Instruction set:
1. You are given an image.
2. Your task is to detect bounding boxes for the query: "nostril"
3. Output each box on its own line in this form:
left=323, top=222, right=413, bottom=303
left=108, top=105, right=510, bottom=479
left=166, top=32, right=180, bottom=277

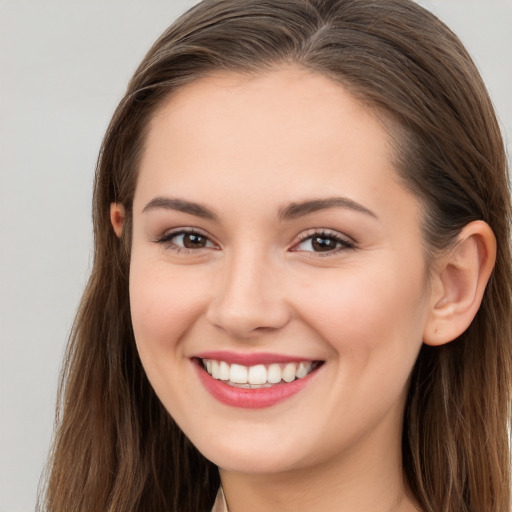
left=205, top=258, right=292, bottom=337
left=206, top=300, right=290, bottom=337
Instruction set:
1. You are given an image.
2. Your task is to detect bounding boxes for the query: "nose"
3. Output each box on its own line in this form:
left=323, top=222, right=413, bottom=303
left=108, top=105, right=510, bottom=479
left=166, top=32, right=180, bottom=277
left=206, top=249, right=291, bottom=339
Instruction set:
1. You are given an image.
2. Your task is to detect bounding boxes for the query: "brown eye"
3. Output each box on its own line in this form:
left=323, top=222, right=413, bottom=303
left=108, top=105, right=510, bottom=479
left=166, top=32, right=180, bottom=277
left=311, top=236, right=339, bottom=252
left=293, top=231, right=355, bottom=255
left=157, top=230, right=216, bottom=251
left=182, top=233, right=208, bottom=248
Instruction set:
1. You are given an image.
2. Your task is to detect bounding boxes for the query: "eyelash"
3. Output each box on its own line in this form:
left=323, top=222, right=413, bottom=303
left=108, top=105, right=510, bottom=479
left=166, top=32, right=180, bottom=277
left=292, top=229, right=356, bottom=256
left=154, top=228, right=356, bottom=256
left=154, top=228, right=218, bottom=253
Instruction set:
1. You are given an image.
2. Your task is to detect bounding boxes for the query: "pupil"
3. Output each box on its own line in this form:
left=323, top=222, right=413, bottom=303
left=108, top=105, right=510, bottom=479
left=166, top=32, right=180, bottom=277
left=183, top=233, right=206, bottom=248
left=312, top=236, right=336, bottom=252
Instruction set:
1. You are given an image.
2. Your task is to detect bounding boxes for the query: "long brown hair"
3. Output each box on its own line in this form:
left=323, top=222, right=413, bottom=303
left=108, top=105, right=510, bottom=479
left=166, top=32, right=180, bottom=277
left=40, top=1, right=512, bottom=511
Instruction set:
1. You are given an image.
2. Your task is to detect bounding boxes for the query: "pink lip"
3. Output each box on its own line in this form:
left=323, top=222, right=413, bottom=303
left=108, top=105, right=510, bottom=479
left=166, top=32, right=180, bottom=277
left=192, top=358, right=321, bottom=409
left=194, top=350, right=316, bottom=366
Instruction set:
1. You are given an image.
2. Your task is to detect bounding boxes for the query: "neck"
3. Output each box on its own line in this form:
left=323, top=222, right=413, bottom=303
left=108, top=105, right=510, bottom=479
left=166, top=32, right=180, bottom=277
left=219, top=419, right=419, bottom=512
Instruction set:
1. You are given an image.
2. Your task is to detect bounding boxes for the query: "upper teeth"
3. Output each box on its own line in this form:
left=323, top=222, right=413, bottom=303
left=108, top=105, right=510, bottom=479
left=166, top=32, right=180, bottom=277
left=203, top=359, right=315, bottom=387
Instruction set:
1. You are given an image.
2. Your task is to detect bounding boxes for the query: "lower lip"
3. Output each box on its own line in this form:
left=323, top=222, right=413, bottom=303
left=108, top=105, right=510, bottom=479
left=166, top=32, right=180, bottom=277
left=194, top=360, right=320, bottom=409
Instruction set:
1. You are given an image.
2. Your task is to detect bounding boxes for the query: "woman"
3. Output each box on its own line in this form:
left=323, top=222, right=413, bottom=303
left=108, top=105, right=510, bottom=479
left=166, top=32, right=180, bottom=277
left=41, top=0, right=511, bottom=511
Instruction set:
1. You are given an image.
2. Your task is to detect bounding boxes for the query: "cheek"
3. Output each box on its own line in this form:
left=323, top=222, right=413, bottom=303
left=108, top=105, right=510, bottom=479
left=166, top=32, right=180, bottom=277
left=288, top=261, right=429, bottom=448
left=128, top=255, right=210, bottom=361
left=293, top=258, right=429, bottom=367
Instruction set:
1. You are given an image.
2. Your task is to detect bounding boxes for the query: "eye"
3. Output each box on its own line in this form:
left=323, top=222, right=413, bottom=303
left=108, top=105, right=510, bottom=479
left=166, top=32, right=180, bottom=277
left=292, top=230, right=355, bottom=255
left=155, top=229, right=217, bottom=252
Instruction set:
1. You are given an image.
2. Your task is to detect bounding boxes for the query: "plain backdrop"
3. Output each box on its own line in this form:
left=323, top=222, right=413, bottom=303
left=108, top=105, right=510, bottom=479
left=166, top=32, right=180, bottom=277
left=0, top=1, right=511, bottom=511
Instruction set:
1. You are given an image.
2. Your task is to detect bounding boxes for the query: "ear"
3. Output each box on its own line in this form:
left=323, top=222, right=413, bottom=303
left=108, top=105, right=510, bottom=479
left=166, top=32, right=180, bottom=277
left=110, top=203, right=126, bottom=238
left=423, top=220, right=496, bottom=346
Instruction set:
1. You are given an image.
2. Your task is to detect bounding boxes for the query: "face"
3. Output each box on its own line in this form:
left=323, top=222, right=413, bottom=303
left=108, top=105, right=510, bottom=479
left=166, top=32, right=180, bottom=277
left=127, top=67, right=434, bottom=476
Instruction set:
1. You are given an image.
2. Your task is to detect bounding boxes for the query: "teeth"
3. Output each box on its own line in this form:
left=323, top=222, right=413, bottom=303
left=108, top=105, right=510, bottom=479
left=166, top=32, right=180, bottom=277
left=229, top=364, right=247, bottom=384
left=267, top=363, right=282, bottom=384
left=202, top=359, right=317, bottom=387
left=211, top=360, right=220, bottom=379
left=248, top=364, right=267, bottom=385
left=282, top=363, right=296, bottom=382
left=219, top=361, right=230, bottom=381
left=296, top=362, right=309, bottom=379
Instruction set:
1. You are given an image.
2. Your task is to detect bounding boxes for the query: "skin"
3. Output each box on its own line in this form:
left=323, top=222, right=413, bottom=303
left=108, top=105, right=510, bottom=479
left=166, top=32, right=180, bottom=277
left=111, top=67, right=496, bottom=512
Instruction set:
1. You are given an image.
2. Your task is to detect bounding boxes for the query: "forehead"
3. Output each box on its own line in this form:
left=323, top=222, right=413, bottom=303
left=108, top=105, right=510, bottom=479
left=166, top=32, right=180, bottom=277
left=135, top=66, right=417, bottom=226
left=147, top=67, right=385, bottom=155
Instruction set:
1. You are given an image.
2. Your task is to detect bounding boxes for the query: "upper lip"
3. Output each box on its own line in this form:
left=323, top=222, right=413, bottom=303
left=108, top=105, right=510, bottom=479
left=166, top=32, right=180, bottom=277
left=193, top=350, right=320, bottom=366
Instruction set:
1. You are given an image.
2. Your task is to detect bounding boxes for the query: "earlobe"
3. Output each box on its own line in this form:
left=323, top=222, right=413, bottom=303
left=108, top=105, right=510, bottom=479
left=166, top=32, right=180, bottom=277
left=110, top=203, right=126, bottom=239
left=423, top=221, right=496, bottom=346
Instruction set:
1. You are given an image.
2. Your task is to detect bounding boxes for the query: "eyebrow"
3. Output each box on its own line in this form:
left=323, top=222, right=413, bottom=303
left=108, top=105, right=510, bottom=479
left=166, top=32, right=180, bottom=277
left=142, top=195, right=376, bottom=221
left=278, top=197, right=377, bottom=220
left=142, top=197, right=218, bottom=220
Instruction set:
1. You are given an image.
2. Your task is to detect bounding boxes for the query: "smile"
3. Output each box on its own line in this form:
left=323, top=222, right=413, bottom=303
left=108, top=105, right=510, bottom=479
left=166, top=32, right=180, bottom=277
left=193, top=354, right=324, bottom=408
left=201, top=359, right=320, bottom=388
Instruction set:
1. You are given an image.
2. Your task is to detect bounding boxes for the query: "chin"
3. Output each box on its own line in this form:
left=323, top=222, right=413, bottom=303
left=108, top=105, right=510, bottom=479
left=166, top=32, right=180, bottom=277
left=191, top=432, right=309, bottom=475
left=207, top=450, right=299, bottom=475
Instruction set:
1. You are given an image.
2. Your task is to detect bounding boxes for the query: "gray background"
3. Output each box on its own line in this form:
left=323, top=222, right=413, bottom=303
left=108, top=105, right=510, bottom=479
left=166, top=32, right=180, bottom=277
left=0, top=1, right=511, bottom=511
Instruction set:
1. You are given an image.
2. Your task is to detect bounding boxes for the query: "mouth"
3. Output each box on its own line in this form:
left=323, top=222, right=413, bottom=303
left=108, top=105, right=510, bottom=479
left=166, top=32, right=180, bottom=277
left=199, top=358, right=322, bottom=389
left=192, top=354, right=324, bottom=408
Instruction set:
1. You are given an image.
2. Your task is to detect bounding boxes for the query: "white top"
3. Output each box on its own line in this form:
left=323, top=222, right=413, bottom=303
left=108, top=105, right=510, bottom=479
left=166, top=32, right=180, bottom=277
left=211, top=488, right=229, bottom=512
